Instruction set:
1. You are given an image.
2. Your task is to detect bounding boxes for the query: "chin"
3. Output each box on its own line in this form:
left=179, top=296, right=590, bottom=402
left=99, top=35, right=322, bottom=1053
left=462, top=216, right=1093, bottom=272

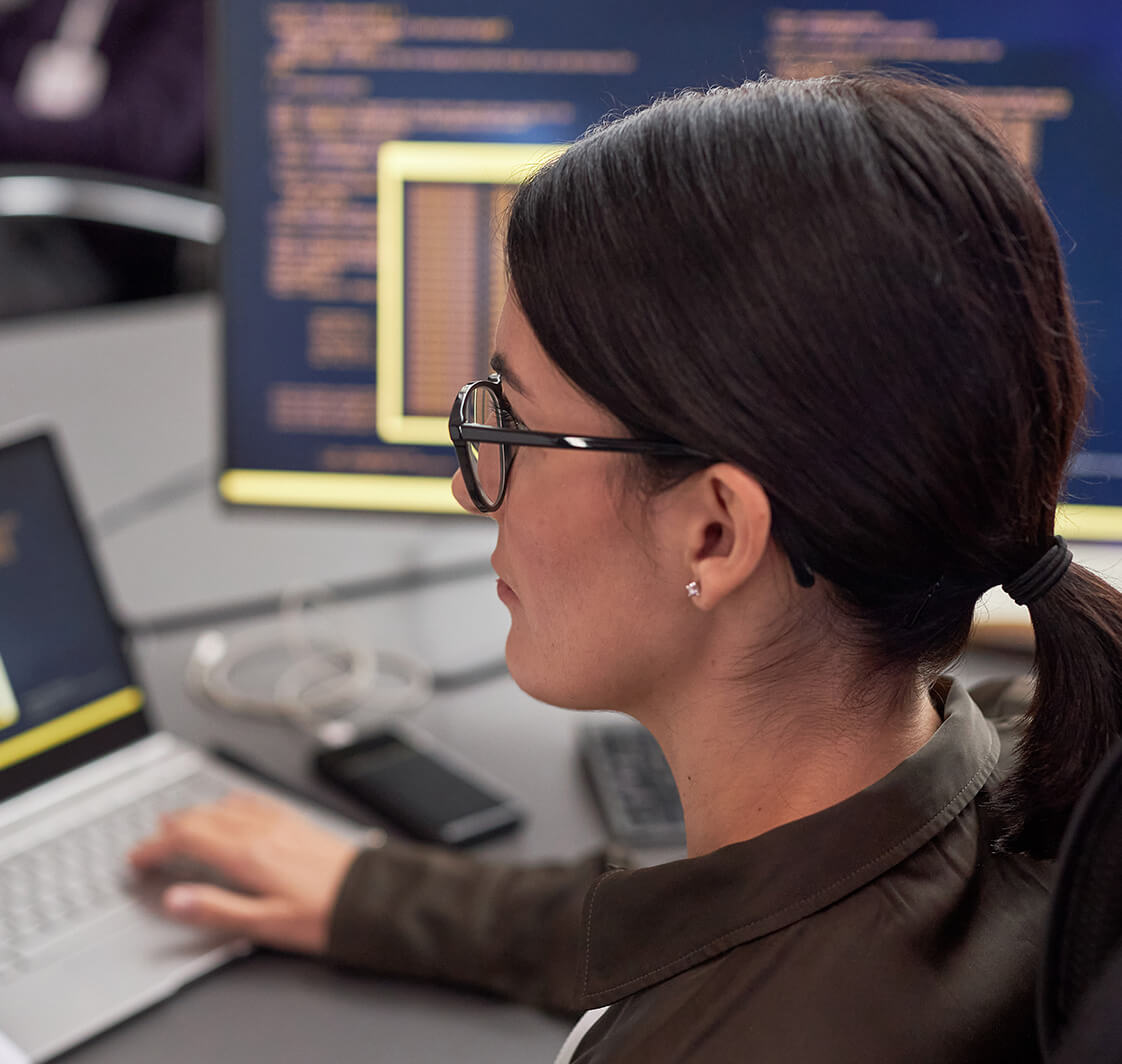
left=507, top=628, right=632, bottom=709
left=504, top=651, right=566, bottom=709
left=505, top=643, right=619, bottom=713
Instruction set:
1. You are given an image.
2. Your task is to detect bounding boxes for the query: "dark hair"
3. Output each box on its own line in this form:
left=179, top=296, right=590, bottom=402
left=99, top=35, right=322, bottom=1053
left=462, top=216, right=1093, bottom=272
left=505, top=73, right=1122, bottom=858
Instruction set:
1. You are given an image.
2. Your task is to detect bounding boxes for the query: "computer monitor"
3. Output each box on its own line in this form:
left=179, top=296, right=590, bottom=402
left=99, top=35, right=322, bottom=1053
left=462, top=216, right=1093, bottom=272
left=218, top=1, right=1122, bottom=541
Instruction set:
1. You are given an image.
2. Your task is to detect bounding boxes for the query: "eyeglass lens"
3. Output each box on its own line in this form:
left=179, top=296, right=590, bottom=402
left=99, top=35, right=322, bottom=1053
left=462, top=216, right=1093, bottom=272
left=466, top=383, right=505, bottom=507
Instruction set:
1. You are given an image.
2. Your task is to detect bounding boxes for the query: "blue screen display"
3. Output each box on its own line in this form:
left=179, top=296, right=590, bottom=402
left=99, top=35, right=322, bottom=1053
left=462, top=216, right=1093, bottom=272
left=220, top=1, right=1122, bottom=531
left=0, top=437, right=137, bottom=764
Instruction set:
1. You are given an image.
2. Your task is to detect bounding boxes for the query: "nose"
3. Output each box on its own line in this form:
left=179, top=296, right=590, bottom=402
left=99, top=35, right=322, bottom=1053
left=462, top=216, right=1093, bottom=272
left=451, top=468, right=503, bottom=520
left=451, top=468, right=481, bottom=515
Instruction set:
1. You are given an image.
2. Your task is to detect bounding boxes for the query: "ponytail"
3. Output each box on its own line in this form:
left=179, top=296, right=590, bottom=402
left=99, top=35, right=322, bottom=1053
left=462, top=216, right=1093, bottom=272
left=996, top=563, right=1122, bottom=857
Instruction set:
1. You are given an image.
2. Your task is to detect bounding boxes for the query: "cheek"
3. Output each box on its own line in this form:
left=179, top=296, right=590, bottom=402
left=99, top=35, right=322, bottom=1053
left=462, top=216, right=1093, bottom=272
left=498, top=471, right=682, bottom=710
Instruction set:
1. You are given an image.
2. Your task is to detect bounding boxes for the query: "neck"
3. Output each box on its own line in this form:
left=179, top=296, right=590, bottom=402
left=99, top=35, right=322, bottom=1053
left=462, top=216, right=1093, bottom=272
left=642, top=668, right=941, bottom=859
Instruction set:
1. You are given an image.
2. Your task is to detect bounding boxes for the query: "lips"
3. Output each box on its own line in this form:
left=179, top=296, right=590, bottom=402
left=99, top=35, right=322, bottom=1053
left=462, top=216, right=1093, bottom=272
left=492, top=554, right=517, bottom=603
left=490, top=553, right=506, bottom=585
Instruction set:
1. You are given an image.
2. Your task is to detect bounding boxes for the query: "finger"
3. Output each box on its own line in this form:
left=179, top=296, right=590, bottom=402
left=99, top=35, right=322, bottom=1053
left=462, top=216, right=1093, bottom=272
left=130, top=806, right=257, bottom=876
left=128, top=834, right=174, bottom=869
left=218, top=789, right=304, bottom=829
left=220, top=788, right=288, bottom=813
left=162, top=884, right=321, bottom=952
left=162, top=883, right=273, bottom=934
left=130, top=799, right=232, bottom=862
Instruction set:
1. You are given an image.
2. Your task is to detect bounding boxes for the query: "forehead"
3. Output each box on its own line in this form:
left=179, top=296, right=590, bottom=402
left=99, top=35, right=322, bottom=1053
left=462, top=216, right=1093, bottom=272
left=492, top=298, right=555, bottom=391
left=490, top=298, right=622, bottom=434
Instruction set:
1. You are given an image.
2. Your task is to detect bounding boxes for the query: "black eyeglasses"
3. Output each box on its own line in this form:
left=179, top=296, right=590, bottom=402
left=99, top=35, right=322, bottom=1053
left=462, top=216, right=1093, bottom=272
left=448, top=374, right=713, bottom=512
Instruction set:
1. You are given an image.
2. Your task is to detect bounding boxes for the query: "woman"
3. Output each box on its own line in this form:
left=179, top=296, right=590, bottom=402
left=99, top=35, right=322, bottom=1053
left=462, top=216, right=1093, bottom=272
left=130, top=73, right=1122, bottom=1062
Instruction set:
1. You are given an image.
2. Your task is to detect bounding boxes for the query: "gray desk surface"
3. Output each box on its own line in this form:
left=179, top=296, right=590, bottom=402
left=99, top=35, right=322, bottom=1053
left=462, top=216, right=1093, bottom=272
left=1, top=295, right=1036, bottom=1062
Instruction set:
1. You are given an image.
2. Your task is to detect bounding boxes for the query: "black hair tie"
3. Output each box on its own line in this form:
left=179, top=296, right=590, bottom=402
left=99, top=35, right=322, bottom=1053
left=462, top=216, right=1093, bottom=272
left=1002, top=535, right=1074, bottom=606
left=790, top=556, right=815, bottom=588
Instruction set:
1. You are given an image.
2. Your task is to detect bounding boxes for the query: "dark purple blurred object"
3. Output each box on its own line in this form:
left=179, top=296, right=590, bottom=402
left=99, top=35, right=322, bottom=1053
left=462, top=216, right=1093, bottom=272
left=0, top=0, right=208, bottom=316
left=0, top=0, right=206, bottom=183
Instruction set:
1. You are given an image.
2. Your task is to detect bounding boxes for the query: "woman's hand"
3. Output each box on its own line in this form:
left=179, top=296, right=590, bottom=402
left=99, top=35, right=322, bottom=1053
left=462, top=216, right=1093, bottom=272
left=128, top=791, right=370, bottom=954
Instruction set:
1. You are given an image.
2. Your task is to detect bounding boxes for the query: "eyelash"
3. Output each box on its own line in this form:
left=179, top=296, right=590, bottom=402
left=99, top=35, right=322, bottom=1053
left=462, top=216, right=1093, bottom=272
left=500, top=396, right=526, bottom=430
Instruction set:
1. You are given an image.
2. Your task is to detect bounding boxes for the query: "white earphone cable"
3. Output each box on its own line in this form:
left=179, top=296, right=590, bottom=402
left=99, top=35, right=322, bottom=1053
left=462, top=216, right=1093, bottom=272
left=184, top=583, right=433, bottom=739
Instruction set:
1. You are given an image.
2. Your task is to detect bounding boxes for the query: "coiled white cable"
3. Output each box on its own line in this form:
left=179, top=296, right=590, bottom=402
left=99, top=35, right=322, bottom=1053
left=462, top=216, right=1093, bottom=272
left=184, top=583, right=433, bottom=739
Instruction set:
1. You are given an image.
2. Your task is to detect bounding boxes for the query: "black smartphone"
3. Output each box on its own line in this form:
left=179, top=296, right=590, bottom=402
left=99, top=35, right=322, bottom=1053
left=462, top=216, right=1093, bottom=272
left=314, top=728, right=524, bottom=846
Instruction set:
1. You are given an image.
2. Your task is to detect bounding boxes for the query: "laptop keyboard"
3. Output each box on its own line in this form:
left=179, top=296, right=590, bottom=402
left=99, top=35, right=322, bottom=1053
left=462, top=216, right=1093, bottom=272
left=0, top=771, right=228, bottom=978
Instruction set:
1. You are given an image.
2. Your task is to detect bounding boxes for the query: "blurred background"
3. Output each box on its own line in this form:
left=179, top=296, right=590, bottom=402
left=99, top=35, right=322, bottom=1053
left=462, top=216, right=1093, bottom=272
left=0, top=4, right=1119, bottom=1057
left=0, top=0, right=210, bottom=317
left=3, top=0, right=1121, bottom=832
left=5, top=0, right=1122, bottom=868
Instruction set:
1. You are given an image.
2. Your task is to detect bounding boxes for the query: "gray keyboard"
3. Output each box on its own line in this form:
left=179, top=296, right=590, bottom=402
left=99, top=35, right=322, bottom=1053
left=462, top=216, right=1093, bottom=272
left=0, top=771, right=228, bottom=978
left=579, top=722, right=686, bottom=848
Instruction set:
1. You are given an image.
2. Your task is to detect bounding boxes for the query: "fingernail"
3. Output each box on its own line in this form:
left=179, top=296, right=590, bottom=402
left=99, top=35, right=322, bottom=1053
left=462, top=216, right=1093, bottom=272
left=164, top=886, right=196, bottom=914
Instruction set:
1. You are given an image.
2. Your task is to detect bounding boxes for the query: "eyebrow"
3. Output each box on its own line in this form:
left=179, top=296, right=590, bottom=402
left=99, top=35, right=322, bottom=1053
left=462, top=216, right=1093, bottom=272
left=489, top=352, right=530, bottom=399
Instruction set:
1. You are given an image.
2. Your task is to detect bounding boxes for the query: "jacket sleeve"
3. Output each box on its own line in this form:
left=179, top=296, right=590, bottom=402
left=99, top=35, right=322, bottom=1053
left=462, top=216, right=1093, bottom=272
left=324, top=840, right=627, bottom=1014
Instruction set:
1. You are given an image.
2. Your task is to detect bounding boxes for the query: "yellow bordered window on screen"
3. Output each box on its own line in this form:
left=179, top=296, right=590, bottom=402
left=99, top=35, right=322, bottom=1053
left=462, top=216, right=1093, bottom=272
left=375, top=140, right=567, bottom=447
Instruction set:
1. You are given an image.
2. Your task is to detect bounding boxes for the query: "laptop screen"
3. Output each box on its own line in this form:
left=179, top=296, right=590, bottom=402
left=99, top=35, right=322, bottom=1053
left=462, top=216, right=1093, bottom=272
left=0, top=432, right=149, bottom=802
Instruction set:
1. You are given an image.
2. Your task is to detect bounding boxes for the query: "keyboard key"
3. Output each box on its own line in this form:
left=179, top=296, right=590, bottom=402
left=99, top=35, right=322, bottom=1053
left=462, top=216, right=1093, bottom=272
left=0, top=770, right=229, bottom=970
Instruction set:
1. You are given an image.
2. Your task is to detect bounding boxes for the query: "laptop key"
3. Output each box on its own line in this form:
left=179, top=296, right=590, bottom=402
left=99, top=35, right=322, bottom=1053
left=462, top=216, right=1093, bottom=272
left=0, top=769, right=231, bottom=972
left=14, top=898, right=139, bottom=967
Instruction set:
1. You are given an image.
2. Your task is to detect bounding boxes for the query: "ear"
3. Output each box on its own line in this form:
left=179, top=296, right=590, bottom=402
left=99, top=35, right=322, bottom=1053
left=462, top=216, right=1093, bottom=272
left=683, top=464, right=772, bottom=611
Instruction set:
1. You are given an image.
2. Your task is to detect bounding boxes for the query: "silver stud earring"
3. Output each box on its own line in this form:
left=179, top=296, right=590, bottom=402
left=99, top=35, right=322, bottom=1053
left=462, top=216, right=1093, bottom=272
left=685, top=580, right=701, bottom=599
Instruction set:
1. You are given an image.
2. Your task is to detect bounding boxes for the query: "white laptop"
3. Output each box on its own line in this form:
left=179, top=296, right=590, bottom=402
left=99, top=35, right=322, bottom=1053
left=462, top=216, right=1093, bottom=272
left=0, top=426, right=347, bottom=1061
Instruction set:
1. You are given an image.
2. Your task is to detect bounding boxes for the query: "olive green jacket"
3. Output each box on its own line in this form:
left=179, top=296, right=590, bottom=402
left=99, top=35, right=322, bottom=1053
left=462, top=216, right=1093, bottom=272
left=327, top=678, right=1050, bottom=1062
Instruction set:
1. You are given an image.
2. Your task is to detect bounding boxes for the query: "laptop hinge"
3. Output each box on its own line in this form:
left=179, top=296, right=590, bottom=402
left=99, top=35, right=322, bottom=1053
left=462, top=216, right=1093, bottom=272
left=0, top=731, right=187, bottom=834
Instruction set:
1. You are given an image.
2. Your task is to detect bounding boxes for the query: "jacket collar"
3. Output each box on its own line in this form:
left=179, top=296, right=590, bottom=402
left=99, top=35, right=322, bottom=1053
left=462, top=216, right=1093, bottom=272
left=576, top=678, right=1000, bottom=1008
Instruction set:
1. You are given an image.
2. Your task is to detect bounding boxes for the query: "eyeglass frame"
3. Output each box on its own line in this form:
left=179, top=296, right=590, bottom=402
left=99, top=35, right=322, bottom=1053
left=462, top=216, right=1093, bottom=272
left=448, top=374, right=714, bottom=513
